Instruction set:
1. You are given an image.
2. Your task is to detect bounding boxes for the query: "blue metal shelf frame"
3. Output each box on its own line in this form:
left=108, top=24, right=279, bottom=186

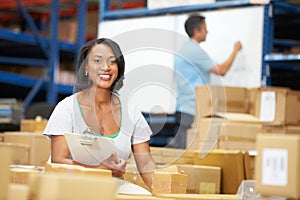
left=0, top=0, right=87, bottom=110
left=100, top=0, right=252, bottom=21
left=263, top=1, right=300, bottom=86
left=261, top=3, right=274, bottom=86
left=100, top=0, right=300, bottom=88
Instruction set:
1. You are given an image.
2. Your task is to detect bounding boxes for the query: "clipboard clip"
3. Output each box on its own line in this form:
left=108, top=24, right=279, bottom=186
left=79, top=127, right=96, bottom=146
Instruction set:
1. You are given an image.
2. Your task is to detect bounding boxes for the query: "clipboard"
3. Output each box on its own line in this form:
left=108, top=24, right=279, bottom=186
left=64, top=132, right=116, bottom=166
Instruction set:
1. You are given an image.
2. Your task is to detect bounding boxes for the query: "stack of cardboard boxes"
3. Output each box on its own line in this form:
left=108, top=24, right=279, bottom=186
left=187, top=85, right=300, bottom=152
left=184, top=85, right=300, bottom=196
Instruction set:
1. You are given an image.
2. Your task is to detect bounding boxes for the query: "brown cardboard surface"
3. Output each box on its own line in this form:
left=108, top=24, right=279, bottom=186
left=253, top=87, right=287, bottom=125
left=115, top=194, right=175, bottom=200
left=155, top=194, right=241, bottom=200
left=243, top=151, right=256, bottom=180
left=0, top=143, right=29, bottom=165
left=285, top=125, right=300, bottom=134
left=194, top=150, right=245, bottom=194
left=285, top=90, right=300, bottom=125
left=0, top=148, right=12, bottom=200
left=123, top=170, right=150, bottom=191
left=252, top=87, right=300, bottom=125
left=10, top=167, right=41, bottom=184
left=20, top=119, right=48, bottom=133
left=187, top=118, right=224, bottom=152
left=255, top=134, right=300, bottom=198
left=178, top=164, right=221, bottom=194
left=152, top=171, right=187, bottom=194
left=150, top=147, right=196, bottom=165
left=0, top=133, right=4, bottom=142
left=31, top=172, right=116, bottom=200
left=7, top=184, right=29, bottom=200
left=189, top=116, right=262, bottom=152
left=4, top=132, right=51, bottom=166
left=195, top=85, right=248, bottom=117
left=45, top=162, right=112, bottom=177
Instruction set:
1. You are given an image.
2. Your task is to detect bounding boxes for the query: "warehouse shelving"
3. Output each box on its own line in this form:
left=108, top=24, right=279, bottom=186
left=99, top=0, right=300, bottom=146
left=0, top=0, right=89, bottom=110
left=100, top=0, right=300, bottom=89
left=263, top=0, right=300, bottom=89
left=99, top=0, right=257, bottom=147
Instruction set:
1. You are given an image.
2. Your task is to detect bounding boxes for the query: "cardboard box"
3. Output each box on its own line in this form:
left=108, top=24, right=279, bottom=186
left=195, top=85, right=248, bottom=118
left=0, top=143, right=29, bottom=165
left=10, top=165, right=42, bottom=184
left=187, top=118, right=223, bottom=152
left=152, top=166, right=188, bottom=194
left=30, top=172, right=116, bottom=200
left=188, top=114, right=262, bottom=152
left=150, top=147, right=195, bottom=165
left=45, top=162, right=112, bottom=178
left=178, top=164, right=221, bottom=194
left=243, top=151, right=256, bottom=180
left=218, top=120, right=262, bottom=151
left=251, top=87, right=300, bottom=125
left=4, top=132, right=51, bottom=166
left=7, top=184, right=29, bottom=200
left=255, top=134, right=300, bottom=198
left=115, top=194, right=175, bottom=200
left=0, top=133, right=4, bottom=142
left=123, top=163, right=150, bottom=191
left=194, top=150, right=245, bottom=194
left=20, top=119, right=48, bottom=133
left=0, top=148, right=12, bottom=200
left=155, top=194, right=241, bottom=200
left=285, top=125, right=300, bottom=134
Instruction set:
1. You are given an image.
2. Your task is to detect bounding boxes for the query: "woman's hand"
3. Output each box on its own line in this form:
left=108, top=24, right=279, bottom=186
left=98, top=151, right=126, bottom=177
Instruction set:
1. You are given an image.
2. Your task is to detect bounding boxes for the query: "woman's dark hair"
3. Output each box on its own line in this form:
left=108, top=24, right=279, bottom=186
left=74, top=38, right=125, bottom=92
left=184, top=14, right=206, bottom=38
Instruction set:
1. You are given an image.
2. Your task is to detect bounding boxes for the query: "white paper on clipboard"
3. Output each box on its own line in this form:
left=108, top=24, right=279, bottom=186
left=64, top=132, right=116, bottom=166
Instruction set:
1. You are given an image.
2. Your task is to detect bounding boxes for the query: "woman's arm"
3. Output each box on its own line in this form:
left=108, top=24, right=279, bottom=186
left=51, top=135, right=74, bottom=164
left=51, top=135, right=126, bottom=177
left=132, top=141, right=158, bottom=189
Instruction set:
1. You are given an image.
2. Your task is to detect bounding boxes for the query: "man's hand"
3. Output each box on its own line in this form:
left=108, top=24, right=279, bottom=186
left=234, top=41, right=242, bottom=52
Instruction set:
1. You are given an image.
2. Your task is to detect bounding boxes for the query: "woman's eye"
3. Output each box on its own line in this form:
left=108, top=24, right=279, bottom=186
left=109, top=60, right=117, bottom=65
left=95, top=59, right=102, bottom=64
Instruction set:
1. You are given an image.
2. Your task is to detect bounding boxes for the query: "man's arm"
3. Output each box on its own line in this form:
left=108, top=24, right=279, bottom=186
left=209, top=41, right=242, bottom=76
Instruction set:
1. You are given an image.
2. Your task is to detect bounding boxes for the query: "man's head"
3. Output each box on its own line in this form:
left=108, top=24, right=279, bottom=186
left=184, top=14, right=208, bottom=42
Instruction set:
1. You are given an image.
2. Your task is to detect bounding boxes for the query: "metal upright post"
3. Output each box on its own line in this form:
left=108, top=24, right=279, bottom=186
left=73, top=0, right=87, bottom=89
left=262, top=3, right=274, bottom=86
left=48, top=0, right=59, bottom=104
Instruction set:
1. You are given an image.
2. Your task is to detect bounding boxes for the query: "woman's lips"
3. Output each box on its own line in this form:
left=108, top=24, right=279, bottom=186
left=99, top=74, right=111, bottom=81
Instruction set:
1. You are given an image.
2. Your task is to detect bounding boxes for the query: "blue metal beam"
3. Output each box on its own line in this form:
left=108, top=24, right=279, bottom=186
left=74, top=0, right=87, bottom=71
left=0, top=29, right=77, bottom=52
left=23, top=69, right=49, bottom=110
left=47, top=0, right=59, bottom=104
left=273, top=1, right=300, bottom=14
left=0, top=71, right=73, bottom=94
left=265, top=53, right=300, bottom=62
left=0, top=56, right=48, bottom=66
left=262, top=4, right=274, bottom=86
left=102, top=0, right=252, bottom=20
left=16, top=0, right=49, bottom=58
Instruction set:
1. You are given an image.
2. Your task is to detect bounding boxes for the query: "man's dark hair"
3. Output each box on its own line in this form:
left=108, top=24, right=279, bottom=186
left=184, top=14, right=206, bottom=38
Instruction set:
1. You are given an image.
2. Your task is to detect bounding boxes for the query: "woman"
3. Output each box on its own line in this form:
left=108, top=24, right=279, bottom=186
left=44, top=38, right=157, bottom=188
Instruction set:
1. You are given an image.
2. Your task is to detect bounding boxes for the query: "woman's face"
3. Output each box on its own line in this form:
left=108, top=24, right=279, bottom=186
left=86, top=43, right=119, bottom=90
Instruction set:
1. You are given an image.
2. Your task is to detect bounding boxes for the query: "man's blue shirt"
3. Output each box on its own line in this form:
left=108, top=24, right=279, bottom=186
left=174, top=39, right=214, bottom=115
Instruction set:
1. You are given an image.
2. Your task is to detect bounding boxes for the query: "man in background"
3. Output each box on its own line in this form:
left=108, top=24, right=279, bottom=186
left=171, top=14, right=242, bottom=149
